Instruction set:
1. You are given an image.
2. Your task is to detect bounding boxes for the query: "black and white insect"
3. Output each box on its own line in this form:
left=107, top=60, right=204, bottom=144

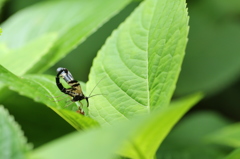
left=55, top=67, right=102, bottom=114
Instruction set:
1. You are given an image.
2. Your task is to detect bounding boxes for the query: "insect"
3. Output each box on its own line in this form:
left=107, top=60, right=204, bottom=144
left=55, top=67, right=102, bottom=114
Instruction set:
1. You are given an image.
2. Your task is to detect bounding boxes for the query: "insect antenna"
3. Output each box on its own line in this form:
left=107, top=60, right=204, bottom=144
left=64, top=100, right=75, bottom=108
left=88, top=94, right=104, bottom=98
left=85, top=77, right=106, bottom=107
left=88, top=77, right=105, bottom=97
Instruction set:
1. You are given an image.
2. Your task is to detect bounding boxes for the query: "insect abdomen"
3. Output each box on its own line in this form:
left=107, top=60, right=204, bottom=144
left=57, top=67, right=74, bottom=83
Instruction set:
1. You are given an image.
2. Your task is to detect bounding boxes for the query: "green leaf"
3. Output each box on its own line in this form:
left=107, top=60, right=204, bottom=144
left=87, top=0, right=189, bottom=125
left=157, top=111, right=230, bottom=159
left=0, top=65, right=99, bottom=130
left=31, top=126, right=124, bottom=159
left=117, top=93, right=202, bottom=159
left=0, top=0, right=131, bottom=73
left=30, top=93, right=201, bottom=159
left=224, top=148, right=240, bottom=159
left=0, top=33, right=57, bottom=76
left=206, top=123, right=240, bottom=148
left=0, top=105, right=31, bottom=159
left=0, top=33, right=57, bottom=99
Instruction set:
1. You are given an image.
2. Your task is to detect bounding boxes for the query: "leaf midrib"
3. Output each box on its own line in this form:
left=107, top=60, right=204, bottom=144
left=146, top=0, right=158, bottom=113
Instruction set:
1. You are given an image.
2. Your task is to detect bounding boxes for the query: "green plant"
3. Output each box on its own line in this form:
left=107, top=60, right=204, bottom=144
left=0, top=0, right=240, bottom=159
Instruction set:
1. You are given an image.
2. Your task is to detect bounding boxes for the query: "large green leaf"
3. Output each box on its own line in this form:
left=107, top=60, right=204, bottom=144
left=87, top=0, right=189, bottom=125
left=30, top=93, right=201, bottom=159
left=0, top=0, right=131, bottom=73
left=206, top=123, right=240, bottom=148
left=0, top=106, right=30, bottom=159
left=0, top=65, right=98, bottom=130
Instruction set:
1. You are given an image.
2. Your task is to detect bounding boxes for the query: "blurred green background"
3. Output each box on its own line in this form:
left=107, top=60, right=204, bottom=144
left=0, top=0, right=240, bottom=150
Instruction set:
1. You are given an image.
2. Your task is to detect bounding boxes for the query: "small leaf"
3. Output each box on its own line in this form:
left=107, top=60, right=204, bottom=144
left=206, top=123, right=240, bottom=148
left=0, top=65, right=99, bottom=130
left=87, top=0, right=189, bottom=125
left=30, top=93, right=201, bottom=159
left=0, top=105, right=31, bottom=159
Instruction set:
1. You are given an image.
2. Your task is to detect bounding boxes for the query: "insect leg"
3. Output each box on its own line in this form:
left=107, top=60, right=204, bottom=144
left=78, top=101, right=85, bottom=114
left=64, top=101, right=75, bottom=107
left=85, top=97, right=89, bottom=107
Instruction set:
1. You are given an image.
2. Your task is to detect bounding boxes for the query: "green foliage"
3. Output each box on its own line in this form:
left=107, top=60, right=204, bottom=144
left=157, top=111, right=230, bottom=159
left=176, top=0, right=240, bottom=95
left=87, top=0, right=189, bottom=125
left=30, top=94, right=201, bottom=159
left=0, top=106, right=31, bottom=159
left=225, top=148, right=240, bottom=159
left=0, top=0, right=131, bottom=73
left=206, top=123, right=240, bottom=148
left=0, top=33, right=57, bottom=76
left=0, top=66, right=98, bottom=130
left=116, top=94, right=202, bottom=159
left=0, top=0, right=239, bottom=158
left=0, top=0, right=6, bottom=9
